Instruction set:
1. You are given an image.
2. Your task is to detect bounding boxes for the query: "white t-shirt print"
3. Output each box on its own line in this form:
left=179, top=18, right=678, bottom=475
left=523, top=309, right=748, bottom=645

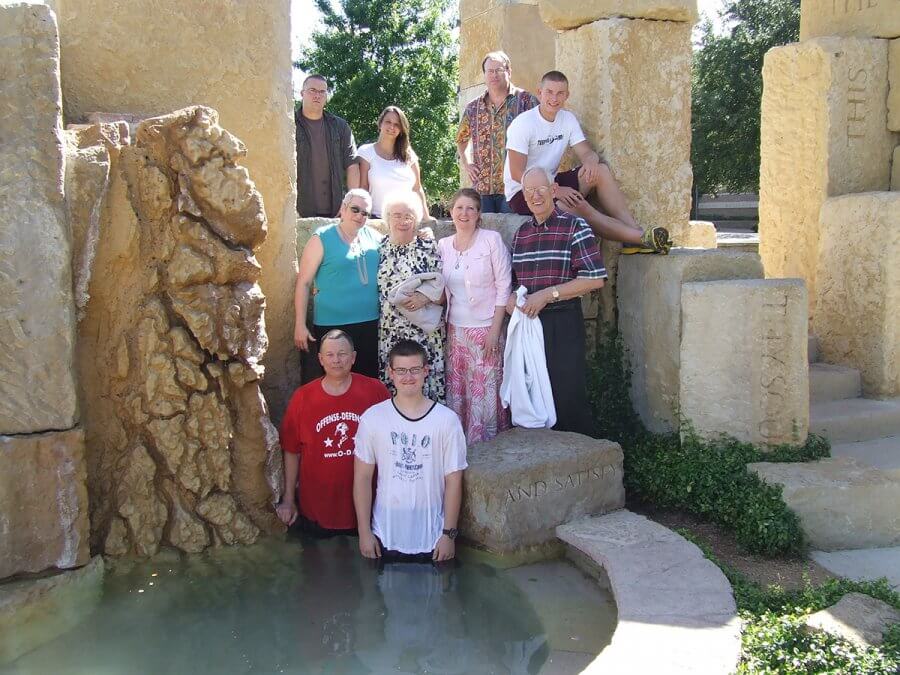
left=354, top=399, right=468, bottom=554
left=502, top=107, right=587, bottom=201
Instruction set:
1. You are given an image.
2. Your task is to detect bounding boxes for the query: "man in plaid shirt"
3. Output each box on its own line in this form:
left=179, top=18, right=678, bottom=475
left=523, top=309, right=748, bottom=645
left=456, top=51, right=538, bottom=213
left=506, top=167, right=607, bottom=435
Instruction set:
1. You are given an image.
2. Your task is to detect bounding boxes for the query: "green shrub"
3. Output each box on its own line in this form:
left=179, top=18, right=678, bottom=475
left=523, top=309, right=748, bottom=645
left=586, top=327, right=830, bottom=557
left=682, top=533, right=900, bottom=674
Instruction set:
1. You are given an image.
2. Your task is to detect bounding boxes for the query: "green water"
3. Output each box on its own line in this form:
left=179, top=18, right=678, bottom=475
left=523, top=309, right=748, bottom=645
left=2, top=535, right=615, bottom=675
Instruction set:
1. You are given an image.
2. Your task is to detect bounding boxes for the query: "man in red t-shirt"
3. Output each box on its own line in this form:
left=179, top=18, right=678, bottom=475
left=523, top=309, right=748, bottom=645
left=277, top=329, right=390, bottom=534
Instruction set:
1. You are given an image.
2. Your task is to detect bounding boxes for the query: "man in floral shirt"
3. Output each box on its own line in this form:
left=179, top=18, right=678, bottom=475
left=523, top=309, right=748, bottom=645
left=456, top=51, right=538, bottom=213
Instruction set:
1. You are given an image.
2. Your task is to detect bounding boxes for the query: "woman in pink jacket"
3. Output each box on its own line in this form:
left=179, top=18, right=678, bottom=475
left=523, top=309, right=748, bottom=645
left=438, top=188, right=513, bottom=444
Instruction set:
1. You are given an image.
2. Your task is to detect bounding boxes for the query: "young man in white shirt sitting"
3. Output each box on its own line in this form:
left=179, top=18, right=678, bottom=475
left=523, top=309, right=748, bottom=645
left=353, top=339, right=468, bottom=563
left=504, top=70, right=671, bottom=254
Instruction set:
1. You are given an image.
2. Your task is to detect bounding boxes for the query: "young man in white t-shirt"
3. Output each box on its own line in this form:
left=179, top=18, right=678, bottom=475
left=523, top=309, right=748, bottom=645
left=503, top=70, right=671, bottom=254
left=353, top=339, right=467, bottom=562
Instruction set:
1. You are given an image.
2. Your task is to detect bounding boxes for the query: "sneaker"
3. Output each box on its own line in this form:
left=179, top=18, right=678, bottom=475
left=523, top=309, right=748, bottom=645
left=621, top=226, right=672, bottom=255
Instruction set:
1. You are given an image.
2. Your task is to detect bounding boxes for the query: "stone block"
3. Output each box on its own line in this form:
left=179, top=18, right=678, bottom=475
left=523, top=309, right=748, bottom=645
left=0, top=557, right=103, bottom=665
left=0, top=429, right=90, bottom=579
left=557, top=18, right=694, bottom=236
left=800, top=0, right=900, bottom=40
left=749, top=457, right=900, bottom=550
left=890, top=39, right=900, bottom=131
left=894, top=146, right=900, bottom=190
left=459, top=4, right=555, bottom=92
left=814, top=192, right=900, bottom=397
left=680, top=279, right=809, bottom=446
left=759, top=38, right=895, bottom=318
left=75, top=108, right=282, bottom=557
left=56, top=0, right=299, bottom=422
left=539, top=0, right=698, bottom=30
left=618, top=250, right=764, bottom=433
left=460, top=429, right=624, bottom=553
left=804, top=592, right=900, bottom=648
left=0, top=3, right=78, bottom=435
left=675, top=221, right=718, bottom=249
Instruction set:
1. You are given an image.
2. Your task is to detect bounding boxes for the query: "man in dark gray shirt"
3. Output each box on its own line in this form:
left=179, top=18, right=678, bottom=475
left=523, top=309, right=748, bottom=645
left=296, top=74, right=360, bottom=217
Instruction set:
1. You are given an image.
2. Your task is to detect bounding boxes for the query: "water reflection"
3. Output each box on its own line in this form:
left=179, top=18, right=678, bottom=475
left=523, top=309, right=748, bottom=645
left=1, top=535, right=610, bottom=675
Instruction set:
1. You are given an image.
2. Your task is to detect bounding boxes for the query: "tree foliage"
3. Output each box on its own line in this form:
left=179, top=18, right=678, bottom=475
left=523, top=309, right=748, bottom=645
left=297, top=0, right=459, bottom=207
left=691, top=0, right=799, bottom=194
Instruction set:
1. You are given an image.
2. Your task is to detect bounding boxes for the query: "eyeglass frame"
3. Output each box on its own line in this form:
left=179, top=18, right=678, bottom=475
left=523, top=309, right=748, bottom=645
left=389, top=366, right=427, bottom=376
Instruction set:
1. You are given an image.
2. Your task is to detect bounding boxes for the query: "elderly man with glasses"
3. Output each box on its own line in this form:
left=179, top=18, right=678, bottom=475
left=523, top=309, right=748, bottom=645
left=506, top=167, right=607, bottom=436
left=296, top=74, right=360, bottom=217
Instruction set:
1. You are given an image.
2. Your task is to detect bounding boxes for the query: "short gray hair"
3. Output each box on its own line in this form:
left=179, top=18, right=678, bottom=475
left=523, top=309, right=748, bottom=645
left=382, top=191, right=423, bottom=223
left=521, top=166, right=551, bottom=186
left=341, top=188, right=373, bottom=212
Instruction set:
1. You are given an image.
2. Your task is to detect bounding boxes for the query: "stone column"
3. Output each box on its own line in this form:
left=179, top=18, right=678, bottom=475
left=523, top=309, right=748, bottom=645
left=617, top=250, right=764, bottom=433
left=54, top=0, right=299, bottom=422
left=814, top=192, right=900, bottom=397
left=800, top=0, right=900, bottom=40
left=458, top=0, right=557, bottom=104
left=0, top=3, right=89, bottom=580
left=759, top=38, right=896, bottom=318
left=680, top=279, right=809, bottom=447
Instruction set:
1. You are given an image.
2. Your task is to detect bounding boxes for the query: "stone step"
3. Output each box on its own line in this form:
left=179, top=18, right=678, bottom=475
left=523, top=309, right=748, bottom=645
left=831, top=436, right=900, bottom=472
left=749, top=458, right=900, bottom=551
left=809, top=363, right=862, bottom=403
left=808, top=334, right=819, bottom=364
left=810, top=398, right=900, bottom=444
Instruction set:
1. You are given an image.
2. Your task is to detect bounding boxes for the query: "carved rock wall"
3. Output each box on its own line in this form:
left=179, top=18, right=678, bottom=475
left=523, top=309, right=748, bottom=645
left=815, top=192, right=900, bottom=397
left=74, top=106, right=283, bottom=556
left=54, top=0, right=299, bottom=423
left=800, top=0, right=900, bottom=40
left=0, top=3, right=78, bottom=435
left=759, top=38, right=895, bottom=318
left=680, top=279, right=809, bottom=447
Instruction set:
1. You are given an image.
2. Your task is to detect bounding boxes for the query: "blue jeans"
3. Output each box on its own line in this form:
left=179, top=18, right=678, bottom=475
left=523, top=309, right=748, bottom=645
left=480, top=193, right=512, bottom=214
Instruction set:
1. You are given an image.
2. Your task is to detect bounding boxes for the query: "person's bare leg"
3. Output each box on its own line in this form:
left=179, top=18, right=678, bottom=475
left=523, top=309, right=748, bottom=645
left=567, top=198, right=643, bottom=245
left=581, top=163, right=639, bottom=228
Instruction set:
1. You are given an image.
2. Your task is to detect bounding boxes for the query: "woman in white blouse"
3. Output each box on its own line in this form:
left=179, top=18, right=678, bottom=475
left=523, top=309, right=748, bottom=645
left=358, top=106, right=429, bottom=218
left=438, top=188, right=512, bottom=444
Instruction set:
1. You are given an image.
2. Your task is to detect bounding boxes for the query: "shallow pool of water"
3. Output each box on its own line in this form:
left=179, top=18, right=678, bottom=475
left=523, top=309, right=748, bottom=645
left=2, top=535, right=615, bottom=675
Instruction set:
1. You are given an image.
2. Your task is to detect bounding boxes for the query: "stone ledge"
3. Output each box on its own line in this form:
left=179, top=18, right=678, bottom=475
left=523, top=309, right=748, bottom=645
left=461, top=429, right=624, bottom=553
left=749, top=457, right=900, bottom=551
left=557, top=510, right=740, bottom=674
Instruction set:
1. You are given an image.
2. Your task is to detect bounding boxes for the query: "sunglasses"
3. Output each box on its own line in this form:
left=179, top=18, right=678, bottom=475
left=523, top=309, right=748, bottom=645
left=348, top=205, right=371, bottom=217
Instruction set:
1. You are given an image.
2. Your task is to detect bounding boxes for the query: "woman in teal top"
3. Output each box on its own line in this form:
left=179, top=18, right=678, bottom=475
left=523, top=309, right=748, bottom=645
left=294, top=189, right=383, bottom=378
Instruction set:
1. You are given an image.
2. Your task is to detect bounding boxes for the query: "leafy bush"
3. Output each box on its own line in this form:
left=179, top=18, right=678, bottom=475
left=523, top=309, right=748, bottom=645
left=682, top=533, right=900, bottom=674
left=586, top=327, right=829, bottom=556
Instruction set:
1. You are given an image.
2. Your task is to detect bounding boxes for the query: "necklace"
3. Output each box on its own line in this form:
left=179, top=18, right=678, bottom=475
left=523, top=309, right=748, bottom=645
left=338, top=223, right=369, bottom=286
left=453, top=233, right=474, bottom=270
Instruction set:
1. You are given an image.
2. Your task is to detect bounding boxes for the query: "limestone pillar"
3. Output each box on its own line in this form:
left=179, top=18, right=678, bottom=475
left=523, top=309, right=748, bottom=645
left=814, top=192, right=900, bottom=397
left=890, top=39, right=900, bottom=132
left=0, top=3, right=78, bottom=435
left=759, top=38, right=896, bottom=318
left=893, top=146, right=900, bottom=190
left=617, top=250, right=764, bottom=433
left=458, top=0, right=556, bottom=107
left=539, top=0, right=698, bottom=29
left=680, top=279, right=809, bottom=447
left=800, top=0, right=900, bottom=40
left=54, top=0, right=299, bottom=421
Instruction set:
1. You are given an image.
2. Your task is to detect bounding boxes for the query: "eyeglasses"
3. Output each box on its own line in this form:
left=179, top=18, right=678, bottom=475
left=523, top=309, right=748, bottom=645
left=524, top=186, right=550, bottom=196
left=304, top=87, right=328, bottom=96
left=391, top=366, right=425, bottom=376
left=485, top=68, right=508, bottom=76
left=348, top=205, right=371, bottom=217
left=388, top=213, right=417, bottom=223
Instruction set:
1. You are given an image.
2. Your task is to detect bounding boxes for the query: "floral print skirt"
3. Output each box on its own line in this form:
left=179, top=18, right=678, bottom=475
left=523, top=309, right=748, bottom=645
left=445, top=324, right=510, bottom=445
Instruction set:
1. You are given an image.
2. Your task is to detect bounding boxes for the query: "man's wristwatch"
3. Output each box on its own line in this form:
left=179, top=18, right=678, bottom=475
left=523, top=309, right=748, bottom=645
left=442, top=528, right=459, bottom=540
left=550, top=287, right=560, bottom=303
